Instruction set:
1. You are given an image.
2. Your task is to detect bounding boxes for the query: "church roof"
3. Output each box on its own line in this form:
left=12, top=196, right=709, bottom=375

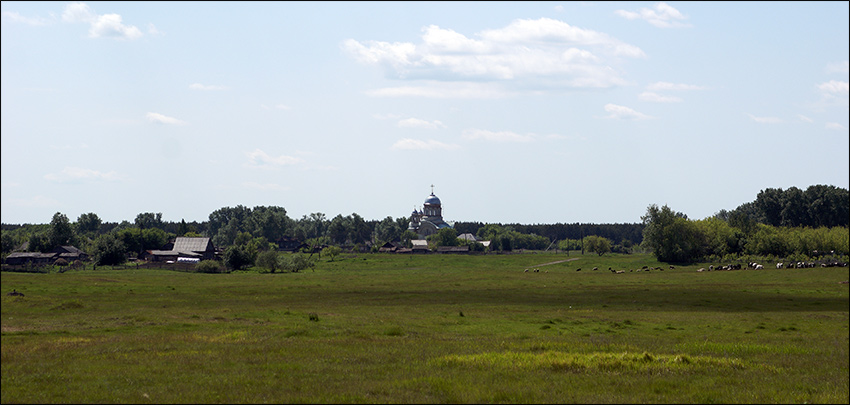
left=424, top=193, right=441, bottom=205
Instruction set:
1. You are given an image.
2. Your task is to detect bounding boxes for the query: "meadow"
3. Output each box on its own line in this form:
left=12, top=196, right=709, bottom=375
left=2, top=252, right=848, bottom=404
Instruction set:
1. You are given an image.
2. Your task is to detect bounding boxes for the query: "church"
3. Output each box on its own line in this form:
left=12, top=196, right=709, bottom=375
left=408, top=186, right=453, bottom=238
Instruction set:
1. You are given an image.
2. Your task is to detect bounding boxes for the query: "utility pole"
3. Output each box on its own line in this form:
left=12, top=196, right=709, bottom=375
left=580, top=223, right=584, bottom=255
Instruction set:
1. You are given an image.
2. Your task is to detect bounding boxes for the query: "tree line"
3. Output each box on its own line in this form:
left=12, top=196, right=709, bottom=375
left=641, top=184, right=848, bottom=263
left=2, top=184, right=846, bottom=267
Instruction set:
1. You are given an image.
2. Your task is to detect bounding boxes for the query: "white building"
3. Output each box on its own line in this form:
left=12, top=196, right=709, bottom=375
left=408, top=187, right=453, bottom=238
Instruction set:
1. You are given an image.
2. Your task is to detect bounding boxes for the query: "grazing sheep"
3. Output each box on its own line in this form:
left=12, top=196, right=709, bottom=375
left=524, top=269, right=529, bottom=273
left=709, top=265, right=714, bottom=271
left=754, top=264, right=764, bottom=270
left=669, top=265, right=675, bottom=270
left=576, top=268, right=581, bottom=272
left=697, top=268, right=705, bottom=272
left=593, top=267, right=599, bottom=271
left=615, top=270, right=625, bottom=274
left=776, top=263, right=783, bottom=269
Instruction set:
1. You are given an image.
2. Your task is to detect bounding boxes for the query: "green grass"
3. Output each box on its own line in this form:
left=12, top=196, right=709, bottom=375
left=2, top=252, right=848, bottom=403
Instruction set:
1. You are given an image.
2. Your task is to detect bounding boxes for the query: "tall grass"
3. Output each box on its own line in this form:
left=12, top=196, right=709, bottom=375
left=2, top=252, right=848, bottom=403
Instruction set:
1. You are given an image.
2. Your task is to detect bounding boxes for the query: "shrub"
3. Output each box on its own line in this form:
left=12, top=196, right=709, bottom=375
left=195, top=260, right=225, bottom=273
left=255, top=250, right=281, bottom=273
left=54, top=258, right=69, bottom=266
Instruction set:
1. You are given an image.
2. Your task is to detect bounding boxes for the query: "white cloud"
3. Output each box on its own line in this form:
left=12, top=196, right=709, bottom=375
left=747, top=113, right=783, bottom=124
left=2, top=11, right=51, bottom=26
left=44, top=167, right=122, bottom=183
left=146, top=112, right=186, bottom=125
left=343, top=17, right=644, bottom=97
left=391, top=138, right=460, bottom=150
left=797, top=115, right=814, bottom=123
left=62, top=2, right=143, bottom=40
left=615, top=2, right=692, bottom=28
left=646, top=81, right=707, bottom=91
left=639, top=91, right=682, bottom=103
left=826, top=61, right=849, bottom=74
left=397, top=118, right=446, bottom=129
left=62, top=2, right=94, bottom=23
left=817, top=80, right=849, bottom=95
left=189, top=83, right=228, bottom=91
left=244, top=148, right=304, bottom=168
left=89, top=13, right=142, bottom=39
left=242, top=182, right=290, bottom=191
left=825, top=122, right=847, bottom=130
left=462, top=129, right=535, bottom=142
left=602, top=104, right=653, bottom=120
left=147, top=23, right=162, bottom=36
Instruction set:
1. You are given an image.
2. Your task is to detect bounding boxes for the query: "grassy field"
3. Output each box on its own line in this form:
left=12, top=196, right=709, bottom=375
left=2, top=252, right=848, bottom=404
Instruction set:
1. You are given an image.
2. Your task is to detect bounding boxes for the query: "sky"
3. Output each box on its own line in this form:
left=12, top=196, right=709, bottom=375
left=1, top=1, right=848, bottom=226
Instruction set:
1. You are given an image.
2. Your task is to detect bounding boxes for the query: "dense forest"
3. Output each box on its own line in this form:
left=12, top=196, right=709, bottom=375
left=2, top=184, right=847, bottom=267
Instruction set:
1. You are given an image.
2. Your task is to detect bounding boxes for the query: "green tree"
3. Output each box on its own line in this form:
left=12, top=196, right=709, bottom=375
left=223, top=245, right=252, bottom=270
left=373, top=216, right=402, bottom=244
left=780, top=186, right=809, bottom=227
left=641, top=204, right=705, bottom=263
left=27, top=232, right=51, bottom=253
left=48, top=212, right=74, bottom=249
left=428, top=227, right=458, bottom=247
left=1, top=231, right=20, bottom=255
left=92, top=233, right=127, bottom=265
left=583, top=235, right=612, bottom=256
left=208, top=205, right=252, bottom=245
left=281, top=253, right=316, bottom=272
left=135, top=212, right=163, bottom=230
left=400, top=230, right=418, bottom=248
left=246, top=206, right=292, bottom=241
left=348, top=213, right=372, bottom=244
left=756, top=188, right=784, bottom=227
left=558, top=238, right=582, bottom=251
left=195, top=259, right=224, bottom=273
left=327, top=214, right=350, bottom=245
left=321, top=245, right=342, bottom=261
left=75, top=212, right=102, bottom=235
left=255, top=250, right=282, bottom=273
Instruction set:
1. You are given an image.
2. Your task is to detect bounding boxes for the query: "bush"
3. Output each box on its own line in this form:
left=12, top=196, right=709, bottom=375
left=255, top=250, right=281, bottom=273
left=281, top=253, right=317, bottom=272
left=54, top=258, right=69, bottom=266
left=195, top=260, right=225, bottom=273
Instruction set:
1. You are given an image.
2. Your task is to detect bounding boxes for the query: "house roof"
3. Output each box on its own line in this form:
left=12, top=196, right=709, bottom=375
left=53, top=245, right=86, bottom=254
left=6, top=252, right=57, bottom=259
left=457, top=233, right=478, bottom=241
left=172, top=237, right=213, bottom=253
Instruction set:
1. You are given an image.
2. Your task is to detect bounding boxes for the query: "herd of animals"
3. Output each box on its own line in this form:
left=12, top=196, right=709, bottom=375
left=524, top=259, right=848, bottom=274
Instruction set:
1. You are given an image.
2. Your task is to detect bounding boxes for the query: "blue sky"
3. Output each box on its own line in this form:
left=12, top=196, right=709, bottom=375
left=2, top=1, right=848, bottom=226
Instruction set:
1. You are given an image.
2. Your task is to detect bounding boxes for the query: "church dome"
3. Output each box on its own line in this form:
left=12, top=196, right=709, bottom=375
left=424, top=193, right=441, bottom=205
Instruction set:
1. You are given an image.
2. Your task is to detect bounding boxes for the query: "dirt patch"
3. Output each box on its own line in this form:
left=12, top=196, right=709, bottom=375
left=531, top=258, right=581, bottom=267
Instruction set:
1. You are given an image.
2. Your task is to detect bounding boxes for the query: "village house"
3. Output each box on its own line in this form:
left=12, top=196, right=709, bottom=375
left=144, top=237, right=218, bottom=262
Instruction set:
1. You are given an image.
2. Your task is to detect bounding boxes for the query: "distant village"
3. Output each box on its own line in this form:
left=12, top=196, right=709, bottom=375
left=4, top=188, right=490, bottom=267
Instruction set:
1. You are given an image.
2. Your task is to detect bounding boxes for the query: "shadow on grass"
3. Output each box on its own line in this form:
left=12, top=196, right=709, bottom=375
left=329, top=286, right=848, bottom=313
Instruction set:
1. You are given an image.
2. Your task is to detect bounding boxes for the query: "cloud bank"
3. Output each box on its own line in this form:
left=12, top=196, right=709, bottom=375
left=344, top=17, right=645, bottom=97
